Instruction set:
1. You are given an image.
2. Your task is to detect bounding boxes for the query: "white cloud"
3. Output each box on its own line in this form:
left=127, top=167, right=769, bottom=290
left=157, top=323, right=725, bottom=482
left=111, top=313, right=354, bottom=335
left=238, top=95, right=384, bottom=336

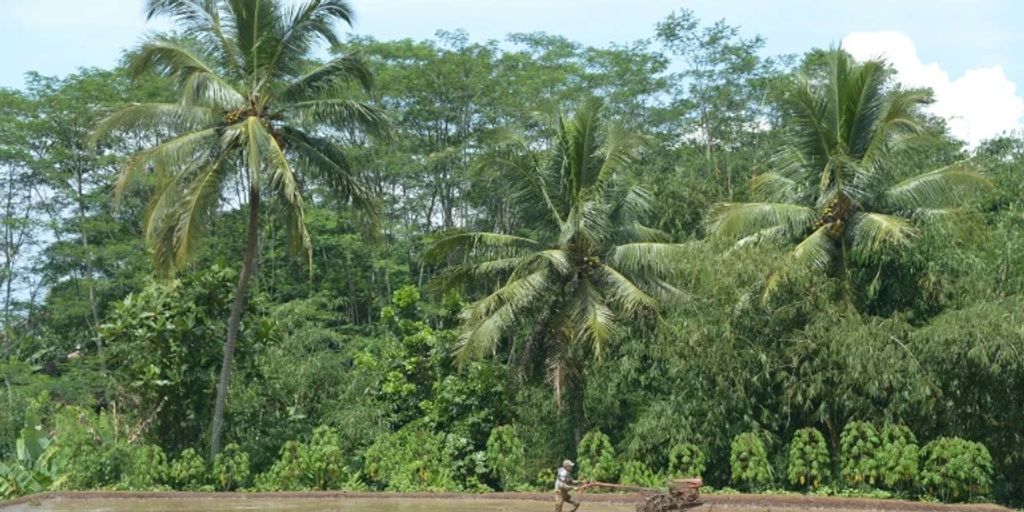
left=842, top=31, right=1024, bottom=147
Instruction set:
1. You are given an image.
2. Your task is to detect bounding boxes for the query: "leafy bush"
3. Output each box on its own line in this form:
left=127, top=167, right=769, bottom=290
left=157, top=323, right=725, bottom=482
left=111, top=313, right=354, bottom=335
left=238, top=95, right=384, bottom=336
left=119, top=444, right=169, bottom=489
left=730, top=432, right=771, bottom=491
left=441, top=434, right=491, bottom=492
left=877, top=425, right=918, bottom=491
left=301, top=426, right=349, bottom=490
left=363, top=420, right=458, bottom=491
left=0, top=411, right=58, bottom=498
left=212, top=443, right=250, bottom=491
left=0, top=461, right=50, bottom=499
left=534, top=467, right=556, bottom=491
left=920, top=437, right=993, bottom=502
left=577, top=430, right=619, bottom=483
left=169, top=448, right=207, bottom=490
left=254, top=426, right=358, bottom=491
left=667, top=443, right=705, bottom=478
left=254, top=441, right=304, bottom=491
left=787, top=427, right=830, bottom=489
left=485, top=425, right=526, bottom=490
left=619, top=460, right=662, bottom=488
left=47, top=407, right=146, bottom=490
left=839, top=421, right=881, bottom=487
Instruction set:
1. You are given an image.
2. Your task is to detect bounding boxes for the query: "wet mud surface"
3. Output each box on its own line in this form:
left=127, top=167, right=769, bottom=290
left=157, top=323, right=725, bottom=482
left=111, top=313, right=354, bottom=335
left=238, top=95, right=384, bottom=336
left=0, top=492, right=1012, bottom=512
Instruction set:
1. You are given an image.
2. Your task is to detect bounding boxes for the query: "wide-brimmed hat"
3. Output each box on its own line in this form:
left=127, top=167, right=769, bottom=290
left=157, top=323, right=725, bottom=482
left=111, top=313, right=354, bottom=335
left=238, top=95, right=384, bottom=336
left=562, top=459, right=575, bottom=467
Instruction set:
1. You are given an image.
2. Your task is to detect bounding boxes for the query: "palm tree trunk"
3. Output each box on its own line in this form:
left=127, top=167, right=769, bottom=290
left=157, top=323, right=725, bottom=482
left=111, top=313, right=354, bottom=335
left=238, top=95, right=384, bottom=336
left=210, top=186, right=261, bottom=458
left=839, top=238, right=853, bottom=306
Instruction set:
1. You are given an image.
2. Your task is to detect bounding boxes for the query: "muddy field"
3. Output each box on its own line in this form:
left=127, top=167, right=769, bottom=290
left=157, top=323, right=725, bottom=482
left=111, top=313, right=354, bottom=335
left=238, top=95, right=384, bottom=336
left=0, top=492, right=1013, bottom=512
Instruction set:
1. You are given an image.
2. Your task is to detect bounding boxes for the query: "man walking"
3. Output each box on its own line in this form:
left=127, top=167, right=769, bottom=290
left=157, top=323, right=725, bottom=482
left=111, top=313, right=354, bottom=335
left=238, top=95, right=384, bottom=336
left=555, top=459, right=581, bottom=512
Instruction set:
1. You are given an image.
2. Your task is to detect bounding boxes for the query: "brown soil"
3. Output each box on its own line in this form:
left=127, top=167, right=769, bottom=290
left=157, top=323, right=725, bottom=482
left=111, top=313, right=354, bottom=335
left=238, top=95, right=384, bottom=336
left=0, top=491, right=1013, bottom=512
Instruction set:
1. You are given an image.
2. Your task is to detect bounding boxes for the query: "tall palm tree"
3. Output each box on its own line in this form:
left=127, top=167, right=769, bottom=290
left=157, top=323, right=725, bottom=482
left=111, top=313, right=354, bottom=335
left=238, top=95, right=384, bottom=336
left=707, top=49, right=988, bottom=304
left=92, top=0, right=387, bottom=456
left=428, top=99, right=682, bottom=443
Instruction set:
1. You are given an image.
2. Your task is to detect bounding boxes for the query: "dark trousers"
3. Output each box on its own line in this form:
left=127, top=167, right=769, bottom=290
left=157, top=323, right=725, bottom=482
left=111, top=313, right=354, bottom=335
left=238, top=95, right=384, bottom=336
left=554, top=488, right=579, bottom=512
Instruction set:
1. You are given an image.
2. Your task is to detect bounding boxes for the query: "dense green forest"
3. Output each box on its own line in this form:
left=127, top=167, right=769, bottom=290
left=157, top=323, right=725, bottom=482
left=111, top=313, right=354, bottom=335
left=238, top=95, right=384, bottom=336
left=1, top=0, right=1022, bottom=505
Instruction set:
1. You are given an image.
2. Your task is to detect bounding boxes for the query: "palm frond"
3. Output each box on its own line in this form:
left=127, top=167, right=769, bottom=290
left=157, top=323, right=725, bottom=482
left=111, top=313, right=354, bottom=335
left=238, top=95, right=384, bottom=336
left=609, top=185, right=655, bottom=226
left=167, top=154, right=233, bottom=270
left=279, top=54, right=373, bottom=101
left=842, top=58, right=888, bottom=160
left=433, top=255, right=534, bottom=291
left=277, top=126, right=379, bottom=223
left=270, top=0, right=355, bottom=77
left=225, top=0, right=284, bottom=79
left=91, top=103, right=217, bottom=146
left=848, top=212, right=918, bottom=254
left=285, top=98, right=390, bottom=139
left=750, top=172, right=803, bottom=203
left=131, top=35, right=214, bottom=79
left=180, top=70, right=246, bottom=109
left=784, top=78, right=834, bottom=167
left=568, top=280, right=618, bottom=359
left=606, top=242, right=684, bottom=277
left=425, top=231, right=539, bottom=263
left=763, top=225, right=836, bottom=302
left=596, top=264, right=659, bottom=315
left=591, top=122, right=646, bottom=195
left=459, top=269, right=552, bottom=360
left=247, top=118, right=313, bottom=267
left=478, top=139, right=563, bottom=228
left=731, top=225, right=790, bottom=251
left=862, top=87, right=931, bottom=166
left=706, top=202, right=816, bottom=240
left=560, top=98, right=602, bottom=200
left=884, top=161, right=990, bottom=209
left=114, top=125, right=226, bottom=198
left=144, top=0, right=243, bottom=75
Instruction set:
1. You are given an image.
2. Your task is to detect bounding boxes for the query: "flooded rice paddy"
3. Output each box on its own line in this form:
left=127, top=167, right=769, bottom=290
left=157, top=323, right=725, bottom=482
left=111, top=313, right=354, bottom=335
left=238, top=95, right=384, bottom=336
left=4, top=497, right=635, bottom=512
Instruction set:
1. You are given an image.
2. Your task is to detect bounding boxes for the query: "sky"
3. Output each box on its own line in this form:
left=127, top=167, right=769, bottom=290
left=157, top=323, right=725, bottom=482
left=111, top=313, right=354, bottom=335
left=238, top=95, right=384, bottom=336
left=2, top=0, right=1022, bottom=146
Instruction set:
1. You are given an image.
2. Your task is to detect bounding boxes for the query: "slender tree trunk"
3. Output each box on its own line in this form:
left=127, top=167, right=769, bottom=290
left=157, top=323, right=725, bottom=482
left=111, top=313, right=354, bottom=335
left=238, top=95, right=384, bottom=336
left=74, top=169, right=101, bottom=353
left=210, top=186, right=261, bottom=458
left=572, top=383, right=584, bottom=449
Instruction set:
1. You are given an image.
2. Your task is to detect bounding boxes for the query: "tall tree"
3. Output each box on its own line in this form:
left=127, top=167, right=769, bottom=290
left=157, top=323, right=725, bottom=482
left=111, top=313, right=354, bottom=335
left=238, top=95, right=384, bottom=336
left=707, top=49, right=988, bottom=304
left=428, top=99, right=682, bottom=443
left=93, top=0, right=386, bottom=456
left=0, top=89, right=37, bottom=331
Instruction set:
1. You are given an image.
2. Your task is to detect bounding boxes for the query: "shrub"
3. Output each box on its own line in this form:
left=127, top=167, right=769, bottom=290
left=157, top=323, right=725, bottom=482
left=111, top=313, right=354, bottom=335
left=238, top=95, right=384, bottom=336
left=254, top=441, right=304, bottom=491
left=619, top=460, right=662, bottom=488
left=255, top=426, right=360, bottom=491
left=840, top=421, right=881, bottom=487
left=120, top=444, right=169, bottom=489
left=485, top=425, right=526, bottom=490
left=363, top=421, right=458, bottom=491
left=920, top=437, right=993, bottom=502
left=212, top=443, right=250, bottom=491
left=787, top=427, right=830, bottom=489
left=47, top=407, right=141, bottom=489
left=577, top=431, right=619, bottom=483
left=667, top=443, right=705, bottom=478
left=534, top=467, right=556, bottom=491
left=877, top=425, right=918, bottom=491
left=169, top=448, right=207, bottom=490
left=0, top=410, right=57, bottom=498
left=730, top=432, right=771, bottom=491
left=301, top=426, right=348, bottom=490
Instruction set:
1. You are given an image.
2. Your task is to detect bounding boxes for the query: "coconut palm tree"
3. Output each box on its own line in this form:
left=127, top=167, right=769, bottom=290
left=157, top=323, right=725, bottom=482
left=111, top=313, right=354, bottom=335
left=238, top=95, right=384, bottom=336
left=707, top=49, right=988, bottom=304
left=92, top=0, right=387, bottom=456
left=428, top=99, right=683, bottom=443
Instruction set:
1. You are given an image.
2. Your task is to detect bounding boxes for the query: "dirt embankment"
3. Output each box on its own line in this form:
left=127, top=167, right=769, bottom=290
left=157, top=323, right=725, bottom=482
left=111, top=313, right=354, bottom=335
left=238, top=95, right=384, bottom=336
left=0, top=491, right=1014, bottom=512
